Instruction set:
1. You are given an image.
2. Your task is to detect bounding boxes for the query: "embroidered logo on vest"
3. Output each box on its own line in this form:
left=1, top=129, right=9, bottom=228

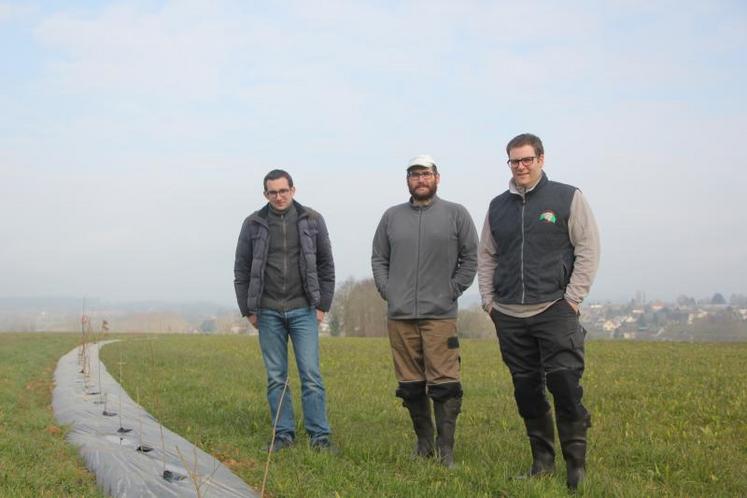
left=539, top=210, right=557, bottom=224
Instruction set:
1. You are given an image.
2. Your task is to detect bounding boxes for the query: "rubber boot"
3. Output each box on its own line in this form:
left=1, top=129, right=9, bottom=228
left=523, top=410, right=556, bottom=476
left=557, top=415, right=591, bottom=491
left=402, top=395, right=435, bottom=458
left=433, top=397, right=461, bottom=469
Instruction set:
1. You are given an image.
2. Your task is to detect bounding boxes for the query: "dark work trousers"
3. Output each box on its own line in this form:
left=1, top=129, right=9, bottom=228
left=490, top=299, right=588, bottom=422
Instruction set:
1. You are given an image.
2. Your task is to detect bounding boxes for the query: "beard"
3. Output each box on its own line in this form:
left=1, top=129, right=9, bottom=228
left=409, top=182, right=437, bottom=201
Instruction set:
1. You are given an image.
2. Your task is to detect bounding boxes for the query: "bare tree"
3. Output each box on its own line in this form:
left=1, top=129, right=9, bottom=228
left=329, top=278, right=387, bottom=337
left=457, top=306, right=494, bottom=339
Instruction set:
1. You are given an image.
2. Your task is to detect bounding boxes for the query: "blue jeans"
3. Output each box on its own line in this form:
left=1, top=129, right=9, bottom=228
left=257, top=307, right=330, bottom=441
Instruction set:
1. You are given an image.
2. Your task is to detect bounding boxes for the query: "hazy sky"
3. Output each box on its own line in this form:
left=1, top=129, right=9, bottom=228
left=1, top=1, right=745, bottom=307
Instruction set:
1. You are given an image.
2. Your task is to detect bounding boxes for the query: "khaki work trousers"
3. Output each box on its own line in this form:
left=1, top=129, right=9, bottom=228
left=387, top=318, right=461, bottom=386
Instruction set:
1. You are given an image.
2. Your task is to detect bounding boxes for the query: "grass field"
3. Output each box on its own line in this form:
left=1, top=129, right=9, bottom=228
left=0, top=333, right=104, bottom=497
left=1, top=333, right=745, bottom=497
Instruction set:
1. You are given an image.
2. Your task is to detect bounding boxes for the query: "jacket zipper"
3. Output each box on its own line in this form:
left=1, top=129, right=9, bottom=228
left=520, top=195, right=526, bottom=304
left=415, top=208, right=422, bottom=316
left=281, top=213, right=287, bottom=309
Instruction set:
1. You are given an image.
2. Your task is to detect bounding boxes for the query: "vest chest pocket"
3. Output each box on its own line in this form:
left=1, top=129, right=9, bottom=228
left=527, top=216, right=568, bottom=250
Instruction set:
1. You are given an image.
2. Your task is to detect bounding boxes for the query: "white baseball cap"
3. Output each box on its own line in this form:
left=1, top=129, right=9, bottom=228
left=407, top=154, right=437, bottom=170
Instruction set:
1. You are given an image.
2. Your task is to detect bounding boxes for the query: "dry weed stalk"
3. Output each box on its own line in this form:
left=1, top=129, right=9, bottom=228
left=116, top=351, right=131, bottom=433
left=175, top=445, right=220, bottom=498
left=149, top=338, right=169, bottom=477
left=137, top=386, right=143, bottom=444
left=260, top=376, right=290, bottom=498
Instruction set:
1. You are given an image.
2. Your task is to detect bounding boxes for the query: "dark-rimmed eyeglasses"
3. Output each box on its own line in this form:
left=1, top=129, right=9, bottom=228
left=507, top=156, right=536, bottom=168
left=407, top=170, right=435, bottom=180
left=265, top=188, right=291, bottom=198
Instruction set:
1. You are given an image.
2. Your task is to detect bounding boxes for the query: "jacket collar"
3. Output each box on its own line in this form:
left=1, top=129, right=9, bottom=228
left=408, top=194, right=440, bottom=210
left=252, top=199, right=307, bottom=223
left=509, top=171, right=548, bottom=197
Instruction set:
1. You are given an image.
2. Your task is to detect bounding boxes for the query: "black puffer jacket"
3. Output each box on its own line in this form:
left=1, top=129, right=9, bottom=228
left=234, top=200, right=335, bottom=316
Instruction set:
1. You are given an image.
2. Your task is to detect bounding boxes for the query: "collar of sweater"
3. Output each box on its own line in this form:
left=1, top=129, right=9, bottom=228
left=269, top=203, right=296, bottom=217
left=408, top=195, right=440, bottom=209
left=509, top=171, right=547, bottom=197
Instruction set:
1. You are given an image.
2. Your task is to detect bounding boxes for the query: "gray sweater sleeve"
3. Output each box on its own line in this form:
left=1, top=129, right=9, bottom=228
left=451, top=205, right=479, bottom=296
left=371, top=211, right=390, bottom=300
left=477, top=212, right=498, bottom=311
left=565, top=190, right=601, bottom=305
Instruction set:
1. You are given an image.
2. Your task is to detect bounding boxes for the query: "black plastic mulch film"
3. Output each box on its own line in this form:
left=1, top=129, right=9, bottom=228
left=53, top=341, right=258, bottom=497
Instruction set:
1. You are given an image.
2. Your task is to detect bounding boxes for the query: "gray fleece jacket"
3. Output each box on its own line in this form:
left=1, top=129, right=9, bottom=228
left=371, top=196, right=478, bottom=319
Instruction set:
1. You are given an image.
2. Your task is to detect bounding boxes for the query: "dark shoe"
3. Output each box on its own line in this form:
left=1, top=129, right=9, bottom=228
left=310, top=436, right=339, bottom=455
left=523, top=410, right=556, bottom=477
left=402, top=395, right=435, bottom=458
left=433, top=397, right=461, bottom=469
left=264, top=434, right=294, bottom=453
left=557, top=415, right=591, bottom=491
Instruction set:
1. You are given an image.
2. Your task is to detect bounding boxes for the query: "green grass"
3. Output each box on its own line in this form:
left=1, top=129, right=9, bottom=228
left=0, top=333, right=104, bottom=498
left=1, top=334, right=745, bottom=497
left=99, top=336, right=747, bottom=497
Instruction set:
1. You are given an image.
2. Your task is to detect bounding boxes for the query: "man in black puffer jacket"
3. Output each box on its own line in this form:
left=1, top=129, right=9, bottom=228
left=234, top=169, right=335, bottom=453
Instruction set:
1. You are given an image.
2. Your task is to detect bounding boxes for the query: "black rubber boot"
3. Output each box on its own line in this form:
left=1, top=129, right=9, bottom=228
left=433, top=397, right=461, bottom=469
left=523, top=410, right=556, bottom=476
left=402, top=395, right=435, bottom=458
left=557, top=415, right=591, bottom=491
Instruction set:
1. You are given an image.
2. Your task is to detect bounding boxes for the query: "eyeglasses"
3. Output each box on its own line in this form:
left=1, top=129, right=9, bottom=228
left=407, top=170, right=435, bottom=180
left=507, top=156, right=536, bottom=168
left=265, top=188, right=291, bottom=198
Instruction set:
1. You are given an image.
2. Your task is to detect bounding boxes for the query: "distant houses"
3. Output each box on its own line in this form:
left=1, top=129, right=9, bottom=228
left=583, top=301, right=747, bottom=341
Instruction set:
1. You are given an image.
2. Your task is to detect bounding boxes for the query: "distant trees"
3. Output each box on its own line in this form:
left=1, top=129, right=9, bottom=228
left=214, top=311, right=250, bottom=334
left=456, top=306, right=494, bottom=338
left=674, top=312, right=747, bottom=341
left=116, top=312, right=190, bottom=333
left=328, top=277, right=496, bottom=338
left=676, top=293, right=741, bottom=307
left=199, top=318, right=217, bottom=333
left=328, top=278, right=387, bottom=337
left=711, top=293, right=727, bottom=305
left=676, top=295, right=696, bottom=307
left=729, top=294, right=747, bottom=307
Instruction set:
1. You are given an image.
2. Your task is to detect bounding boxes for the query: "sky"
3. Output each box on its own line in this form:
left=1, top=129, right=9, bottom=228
left=1, top=0, right=745, bottom=307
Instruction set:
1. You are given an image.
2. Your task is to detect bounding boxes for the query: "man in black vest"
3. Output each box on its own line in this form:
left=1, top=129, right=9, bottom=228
left=477, top=134, right=600, bottom=490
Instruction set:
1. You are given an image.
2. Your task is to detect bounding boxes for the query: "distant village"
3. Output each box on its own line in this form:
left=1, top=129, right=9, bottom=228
left=2, top=292, right=746, bottom=342
left=581, top=293, right=747, bottom=342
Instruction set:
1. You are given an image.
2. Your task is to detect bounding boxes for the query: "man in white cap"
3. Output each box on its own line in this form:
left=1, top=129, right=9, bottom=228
left=371, top=155, right=478, bottom=468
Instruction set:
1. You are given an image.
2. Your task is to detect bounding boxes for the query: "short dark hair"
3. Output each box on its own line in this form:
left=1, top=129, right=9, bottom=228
left=506, top=133, right=544, bottom=157
left=263, top=169, right=294, bottom=191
